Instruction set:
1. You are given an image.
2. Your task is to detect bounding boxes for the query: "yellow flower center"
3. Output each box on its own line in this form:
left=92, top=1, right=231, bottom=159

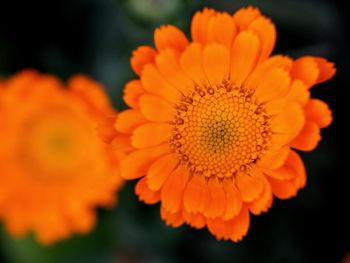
left=23, top=110, right=91, bottom=176
left=170, top=80, right=271, bottom=178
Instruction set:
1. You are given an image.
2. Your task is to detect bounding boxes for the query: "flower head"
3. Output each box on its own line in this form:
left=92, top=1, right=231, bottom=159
left=0, top=70, right=124, bottom=244
left=106, top=7, right=335, bottom=242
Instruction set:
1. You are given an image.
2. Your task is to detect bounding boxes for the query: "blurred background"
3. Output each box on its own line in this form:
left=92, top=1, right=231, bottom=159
left=0, top=0, right=348, bottom=262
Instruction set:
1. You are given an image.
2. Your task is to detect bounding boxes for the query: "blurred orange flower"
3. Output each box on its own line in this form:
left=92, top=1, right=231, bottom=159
left=0, top=70, right=124, bottom=244
left=342, top=252, right=350, bottom=263
left=104, top=7, right=335, bottom=242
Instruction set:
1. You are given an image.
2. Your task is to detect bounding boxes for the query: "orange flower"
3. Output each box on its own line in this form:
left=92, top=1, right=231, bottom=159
left=0, top=70, right=124, bottom=244
left=106, top=7, right=336, bottom=242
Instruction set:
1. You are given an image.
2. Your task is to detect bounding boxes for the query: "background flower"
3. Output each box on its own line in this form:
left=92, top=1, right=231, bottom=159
left=0, top=0, right=348, bottom=262
left=0, top=70, right=123, bottom=244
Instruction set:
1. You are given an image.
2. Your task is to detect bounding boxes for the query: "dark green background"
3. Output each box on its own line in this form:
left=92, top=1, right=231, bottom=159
left=0, top=0, right=348, bottom=262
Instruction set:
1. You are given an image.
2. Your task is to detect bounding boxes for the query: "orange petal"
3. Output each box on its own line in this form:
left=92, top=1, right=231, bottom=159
left=292, top=150, right=307, bottom=188
left=247, top=176, right=273, bottom=215
left=233, top=6, right=261, bottom=31
left=131, top=46, right=156, bottom=76
left=154, top=25, right=189, bottom=52
left=139, top=94, right=175, bottom=122
left=268, top=150, right=306, bottom=199
left=236, top=168, right=264, bottom=202
left=182, top=211, right=206, bottom=229
left=156, top=49, right=193, bottom=94
left=34, top=211, right=73, bottom=244
left=191, top=8, right=217, bottom=44
left=114, top=109, right=148, bottom=134
left=268, top=175, right=299, bottom=200
left=3, top=69, right=41, bottom=91
left=207, top=205, right=250, bottom=242
left=258, top=146, right=290, bottom=170
left=68, top=208, right=96, bottom=235
left=160, top=206, right=184, bottom=227
left=286, top=79, right=310, bottom=106
left=248, top=16, right=276, bottom=63
left=141, top=64, right=181, bottom=104
left=121, top=144, right=170, bottom=179
left=5, top=214, right=29, bottom=237
left=183, top=175, right=204, bottom=213
left=290, top=57, right=319, bottom=88
left=291, top=56, right=336, bottom=87
left=98, top=116, right=118, bottom=144
left=123, top=80, right=145, bottom=109
left=135, top=177, right=160, bottom=204
left=132, top=122, right=172, bottom=148
left=110, top=133, right=133, bottom=156
left=180, top=43, right=207, bottom=85
left=229, top=205, right=250, bottom=242
left=202, top=43, right=230, bottom=85
left=147, top=154, right=179, bottom=191
left=314, top=57, right=336, bottom=84
left=291, top=121, right=321, bottom=151
left=222, top=179, right=243, bottom=220
left=271, top=102, right=305, bottom=146
left=203, top=177, right=226, bottom=218
left=206, top=217, right=230, bottom=241
left=265, top=99, right=288, bottom=115
left=254, top=67, right=291, bottom=103
left=305, top=99, right=332, bottom=128
left=207, top=12, right=237, bottom=47
left=68, top=75, right=111, bottom=111
left=262, top=159, right=296, bottom=181
left=161, top=165, right=189, bottom=213
left=246, top=55, right=293, bottom=89
left=230, top=31, right=260, bottom=85
left=183, top=174, right=210, bottom=214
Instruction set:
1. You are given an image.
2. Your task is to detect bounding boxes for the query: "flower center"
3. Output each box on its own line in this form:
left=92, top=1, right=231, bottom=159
left=23, top=111, right=91, bottom=176
left=170, top=80, right=271, bottom=178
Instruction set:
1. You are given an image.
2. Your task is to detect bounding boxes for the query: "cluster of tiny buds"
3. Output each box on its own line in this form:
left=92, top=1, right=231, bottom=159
left=169, top=79, right=271, bottom=179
